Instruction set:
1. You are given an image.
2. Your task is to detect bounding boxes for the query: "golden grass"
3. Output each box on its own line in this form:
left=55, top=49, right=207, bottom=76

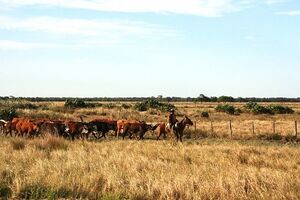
left=0, top=136, right=300, bottom=199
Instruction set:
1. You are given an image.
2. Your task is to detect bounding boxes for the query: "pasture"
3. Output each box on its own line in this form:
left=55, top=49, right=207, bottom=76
left=1, top=100, right=300, bottom=199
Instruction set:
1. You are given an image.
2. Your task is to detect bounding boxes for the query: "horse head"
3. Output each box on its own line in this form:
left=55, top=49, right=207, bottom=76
left=184, top=115, right=193, bottom=126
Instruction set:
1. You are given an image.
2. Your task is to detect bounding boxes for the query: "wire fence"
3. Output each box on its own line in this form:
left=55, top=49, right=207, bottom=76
left=192, top=120, right=298, bottom=137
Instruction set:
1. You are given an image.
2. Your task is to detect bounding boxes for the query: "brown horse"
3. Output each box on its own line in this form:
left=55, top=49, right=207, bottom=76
left=173, top=115, right=193, bottom=142
left=152, top=123, right=170, bottom=140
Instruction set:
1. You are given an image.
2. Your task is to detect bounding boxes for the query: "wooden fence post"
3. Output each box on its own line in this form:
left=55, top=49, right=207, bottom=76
left=194, top=121, right=197, bottom=132
left=229, top=120, right=233, bottom=137
left=252, top=122, right=255, bottom=135
left=273, top=121, right=276, bottom=134
left=211, top=121, right=214, bottom=134
left=295, top=121, right=298, bottom=137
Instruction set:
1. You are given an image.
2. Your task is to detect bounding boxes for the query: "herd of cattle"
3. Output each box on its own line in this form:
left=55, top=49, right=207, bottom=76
left=0, top=116, right=194, bottom=142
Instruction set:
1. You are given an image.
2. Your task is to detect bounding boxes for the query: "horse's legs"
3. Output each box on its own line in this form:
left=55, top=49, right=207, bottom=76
left=157, top=131, right=161, bottom=140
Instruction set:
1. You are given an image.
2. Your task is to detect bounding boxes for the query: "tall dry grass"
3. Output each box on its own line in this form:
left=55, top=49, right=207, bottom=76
left=0, top=136, right=300, bottom=199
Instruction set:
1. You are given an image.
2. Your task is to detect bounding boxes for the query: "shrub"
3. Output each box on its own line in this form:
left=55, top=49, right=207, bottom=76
left=251, top=105, right=273, bottom=115
left=134, top=99, right=175, bottom=112
left=201, top=111, right=209, bottom=118
left=0, top=108, right=17, bottom=121
left=245, top=102, right=258, bottom=110
left=266, top=105, right=294, bottom=114
left=215, top=105, right=236, bottom=115
left=245, top=102, right=294, bottom=115
left=64, top=99, right=97, bottom=109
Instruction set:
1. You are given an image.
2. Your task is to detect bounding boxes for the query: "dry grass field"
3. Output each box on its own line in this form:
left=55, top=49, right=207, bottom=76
left=0, top=136, right=300, bottom=199
left=1, top=101, right=300, bottom=199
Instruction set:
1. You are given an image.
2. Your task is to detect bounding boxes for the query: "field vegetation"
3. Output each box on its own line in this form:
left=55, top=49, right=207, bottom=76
left=0, top=136, right=300, bottom=199
left=1, top=99, right=300, bottom=199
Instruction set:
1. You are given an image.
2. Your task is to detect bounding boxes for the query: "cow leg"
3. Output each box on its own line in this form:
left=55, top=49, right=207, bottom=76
left=92, top=131, right=98, bottom=139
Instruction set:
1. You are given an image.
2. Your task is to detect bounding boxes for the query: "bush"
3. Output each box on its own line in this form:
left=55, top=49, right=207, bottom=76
left=266, top=105, right=294, bottom=114
left=134, top=99, right=175, bottom=112
left=201, top=111, right=209, bottom=118
left=251, top=105, right=273, bottom=115
left=64, top=99, right=97, bottom=109
left=245, top=102, right=258, bottom=110
left=0, top=108, right=17, bottom=121
left=215, top=105, right=236, bottom=115
left=64, top=99, right=87, bottom=108
left=245, top=103, right=294, bottom=115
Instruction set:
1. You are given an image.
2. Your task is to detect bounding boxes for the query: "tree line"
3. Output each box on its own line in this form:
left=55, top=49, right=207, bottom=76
left=1, top=95, right=300, bottom=102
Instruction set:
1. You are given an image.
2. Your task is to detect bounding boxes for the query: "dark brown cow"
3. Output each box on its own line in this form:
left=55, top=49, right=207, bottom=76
left=89, top=118, right=117, bottom=139
left=39, top=120, right=67, bottom=137
left=122, top=121, right=152, bottom=140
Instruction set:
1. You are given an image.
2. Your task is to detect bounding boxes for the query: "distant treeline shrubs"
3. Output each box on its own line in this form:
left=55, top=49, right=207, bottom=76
left=1, top=95, right=300, bottom=103
left=215, top=102, right=295, bottom=115
left=134, top=99, right=175, bottom=112
left=245, top=102, right=294, bottom=114
left=215, top=105, right=241, bottom=115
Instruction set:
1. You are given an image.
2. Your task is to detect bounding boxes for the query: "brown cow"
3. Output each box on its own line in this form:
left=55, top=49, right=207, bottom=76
left=116, top=119, right=141, bottom=139
left=122, top=121, right=152, bottom=140
left=15, top=119, right=40, bottom=138
left=65, top=121, right=94, bottom=141
left=152, top=123, right=170, bottom=140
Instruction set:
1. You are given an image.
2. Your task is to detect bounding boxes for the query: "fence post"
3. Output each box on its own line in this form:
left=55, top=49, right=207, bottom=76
left=295, top=121, right=298, bottom=137
left=211, top=121, right=214, bottom=134
left=229, top=120, right=233, bottom=137
left=252, top=122, right=255, bottom=135
left=194, top=121, right=197, bottom=131
left=273, top=121, right=276, bottom=134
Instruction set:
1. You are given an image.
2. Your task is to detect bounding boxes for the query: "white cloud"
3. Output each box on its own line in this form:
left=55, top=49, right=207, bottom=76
left=0, top=15, right=176, bottom=37
left=0, top=40, right=55, bottom=50
left=0, top=0, right=248, bottom=17
left=276, top=10, right=300, bottom=16
left=264, top=0, right=286, bottom=5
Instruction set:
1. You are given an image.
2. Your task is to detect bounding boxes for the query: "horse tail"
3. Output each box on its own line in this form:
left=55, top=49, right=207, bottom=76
left=152, top=123, right=160, bottom=131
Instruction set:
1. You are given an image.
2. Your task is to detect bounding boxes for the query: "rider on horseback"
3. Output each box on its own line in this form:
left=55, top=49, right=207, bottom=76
left=168, top=108, right=178, bottom=130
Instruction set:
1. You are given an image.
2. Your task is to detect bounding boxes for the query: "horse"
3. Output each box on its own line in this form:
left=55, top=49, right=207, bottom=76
left=172, top=115, right=193, bottom=142
left=152, top=123, right=170, bottom=140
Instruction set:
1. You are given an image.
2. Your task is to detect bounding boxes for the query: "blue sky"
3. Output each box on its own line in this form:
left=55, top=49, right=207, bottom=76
left=0, top=0, right=299, bottom=98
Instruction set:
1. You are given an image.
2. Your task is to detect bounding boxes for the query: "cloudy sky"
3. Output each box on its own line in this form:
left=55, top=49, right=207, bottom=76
left=0, top=0, right=299, bottom=97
